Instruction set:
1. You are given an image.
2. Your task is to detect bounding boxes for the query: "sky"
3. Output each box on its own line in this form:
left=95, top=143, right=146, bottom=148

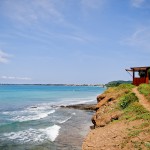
left=0, top=0, right=150, bottom=84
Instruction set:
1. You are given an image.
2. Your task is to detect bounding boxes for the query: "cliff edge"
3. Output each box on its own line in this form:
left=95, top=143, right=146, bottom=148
left=82, top=84, right=150, bottom=150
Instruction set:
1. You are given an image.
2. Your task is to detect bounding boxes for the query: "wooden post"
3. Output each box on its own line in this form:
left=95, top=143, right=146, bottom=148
left=133, top=69, right=135, bottom=85
left=146, top=69, right=149, bottom=84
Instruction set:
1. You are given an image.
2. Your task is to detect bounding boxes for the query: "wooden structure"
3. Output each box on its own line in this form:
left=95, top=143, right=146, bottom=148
left=126, top=66, right=150, bottom=86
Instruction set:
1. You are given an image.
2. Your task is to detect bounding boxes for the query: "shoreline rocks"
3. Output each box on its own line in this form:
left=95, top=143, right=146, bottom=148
left=60, top=104, right=97, bottom=111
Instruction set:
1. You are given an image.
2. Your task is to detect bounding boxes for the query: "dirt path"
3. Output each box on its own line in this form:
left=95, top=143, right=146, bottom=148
left=132, top=87, right=150, bottom=112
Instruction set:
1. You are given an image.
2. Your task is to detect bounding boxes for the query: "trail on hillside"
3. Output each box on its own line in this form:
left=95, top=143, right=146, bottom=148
left=132, top=87, right=150, bottom=112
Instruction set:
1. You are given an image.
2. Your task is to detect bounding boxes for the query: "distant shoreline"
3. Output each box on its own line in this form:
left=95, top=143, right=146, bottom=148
left=0, top=84, right=105, bottom=87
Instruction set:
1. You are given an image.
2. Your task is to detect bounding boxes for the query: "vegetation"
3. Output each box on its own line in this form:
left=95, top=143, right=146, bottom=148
left=94, top=83, right=150, bottom=149
left=117, top=85, right=150, bottom=121
left=124, top=102, right=150, bottom=120
left=138, top=84, right=150, bottom=101
left=103, top=84, right=135, bottom=103
left=103, top=83, right=150, bottom=122
left=104, top=84, right=134, bottom=94
left=115, top=84, right=150, bottom=149
left=119, top=93, right=138, bottom=109
left=117, top=84, right=135, bottom=90
left=105, top=80, right=132, bottom=87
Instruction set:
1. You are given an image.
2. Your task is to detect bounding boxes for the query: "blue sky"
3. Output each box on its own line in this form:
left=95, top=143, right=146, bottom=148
left=0, top=0, right=150, bottom=84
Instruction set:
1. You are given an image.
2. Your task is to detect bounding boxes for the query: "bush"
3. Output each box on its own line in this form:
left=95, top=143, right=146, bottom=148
left=105, top=81, right=132, bottom=87
left=119, top=92, right=138, bottom=109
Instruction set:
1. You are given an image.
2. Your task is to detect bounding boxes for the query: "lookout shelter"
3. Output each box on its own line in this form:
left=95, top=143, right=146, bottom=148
left=126, top=66, right=150, bottom=86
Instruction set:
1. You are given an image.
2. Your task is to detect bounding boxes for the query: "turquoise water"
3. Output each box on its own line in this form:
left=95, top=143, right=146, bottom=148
left=0, top=85, right=105, bottom=150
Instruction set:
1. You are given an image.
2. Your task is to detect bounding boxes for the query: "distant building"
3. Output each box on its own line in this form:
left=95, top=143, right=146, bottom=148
left=126, top=66, right=150, bottom=86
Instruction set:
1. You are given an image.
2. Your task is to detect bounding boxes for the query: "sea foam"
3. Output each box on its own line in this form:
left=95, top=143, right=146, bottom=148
left=2, top=106, right=56, bottom=122
left=2, top=125, right=61, bottom=143
left=57, top=116, right=72, bottom=124
left=11, top=110, right=55, bottom=122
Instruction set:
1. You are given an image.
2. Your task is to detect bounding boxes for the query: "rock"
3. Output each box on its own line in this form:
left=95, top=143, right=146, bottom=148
left=91, top=115, right=96, bottom=127
left=91, top=111, right=122, bottom=128
left=60, top=104, right=97, bottom=111
left=111, top=112, right=122, bottom=120
left=97, top=94, right=106, bottom=103
left=30, top=106, right=37, bottom=108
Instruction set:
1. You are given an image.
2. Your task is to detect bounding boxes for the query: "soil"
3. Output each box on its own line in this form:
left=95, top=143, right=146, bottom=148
left=82, top=86, right=150, bottom=150
left=82, top=120, right=145, bottom=150
left=132, top=87, right=150, bottom=112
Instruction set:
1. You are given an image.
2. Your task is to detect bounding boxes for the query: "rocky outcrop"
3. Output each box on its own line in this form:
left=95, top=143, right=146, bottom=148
left=61, top=104, right=97, bottom=111
left=91, top=111, right=122, bottom=128
left=90, top=90, right=123, bottom=128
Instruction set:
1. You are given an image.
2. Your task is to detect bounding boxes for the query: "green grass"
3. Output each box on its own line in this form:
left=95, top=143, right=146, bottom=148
left=139, top=122, right=150, bottom=129
left=138, top=84, right=150, bottom=101
left=124, top=102, right=150, bottom=121
left=105, top=84, right=135, bottom=94
left=119, top=92, right=138, bottom=109
left=128, top=129, right=142, bottom=137
left=145, top=142, right=150, bottom=149
left=104, top=84, right=135, bottom=103
left=117, top=90, right=150, bottom=121
left=118, top=84, right=135, bottom=90
left=110, top=84, right=150, bottom=149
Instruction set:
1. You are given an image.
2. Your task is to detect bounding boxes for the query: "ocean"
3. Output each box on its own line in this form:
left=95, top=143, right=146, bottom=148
left=0, top=85, right=105, bottom=150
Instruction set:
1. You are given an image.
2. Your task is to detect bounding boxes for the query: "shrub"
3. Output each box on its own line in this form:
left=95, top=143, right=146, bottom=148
left=105, top=81, right=132, bottom=87
left=119, top=92, right=138, bottom=109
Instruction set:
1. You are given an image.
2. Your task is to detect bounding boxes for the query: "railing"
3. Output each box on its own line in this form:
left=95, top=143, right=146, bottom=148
left=133, top=77, right=146, bottom=86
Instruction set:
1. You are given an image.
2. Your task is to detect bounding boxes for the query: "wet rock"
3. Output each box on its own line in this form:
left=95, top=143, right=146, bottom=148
left=60, top=104, right=97, bottom=111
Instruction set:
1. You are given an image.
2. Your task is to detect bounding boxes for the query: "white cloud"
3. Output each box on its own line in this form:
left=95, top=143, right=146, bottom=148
left=2, top=0, right=63, bottom=25
left=0, top=0, right=102, bottom=44
left=0, top=50, right=10, bottom=63
left=1, top=76, right=32, bottom=80
left=122, top=27, right=150, bottom=51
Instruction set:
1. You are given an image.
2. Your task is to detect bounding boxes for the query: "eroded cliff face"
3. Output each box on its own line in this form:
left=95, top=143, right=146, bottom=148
left=91, top=88, right=127, bottom=128
left=82, top=84, right=150, bottom=150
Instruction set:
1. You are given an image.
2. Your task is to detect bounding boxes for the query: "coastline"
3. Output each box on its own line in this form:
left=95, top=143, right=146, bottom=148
left=0, top=83, right=104, bottom=87
left=81, top=84, right=150, bottom=150
left=0, top=85, right=104, bottom=150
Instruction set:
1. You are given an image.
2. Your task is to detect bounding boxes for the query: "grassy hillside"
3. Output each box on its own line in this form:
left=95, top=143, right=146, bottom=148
left=83, top=83, right=150, bottom=150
